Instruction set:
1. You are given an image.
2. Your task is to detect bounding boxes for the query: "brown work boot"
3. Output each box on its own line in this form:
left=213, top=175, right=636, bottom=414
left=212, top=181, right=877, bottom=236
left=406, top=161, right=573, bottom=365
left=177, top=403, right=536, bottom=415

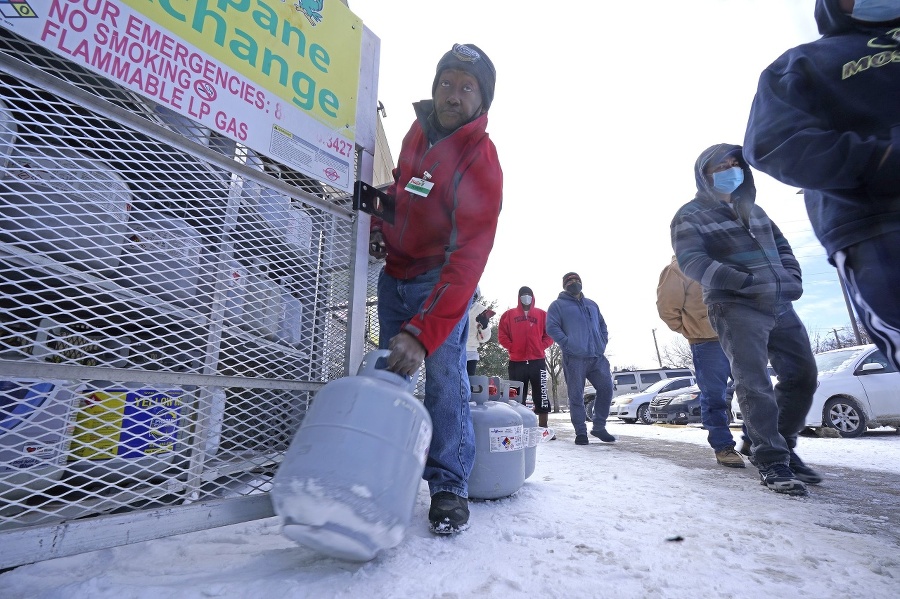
left=715, top=447, right=746, bottom=468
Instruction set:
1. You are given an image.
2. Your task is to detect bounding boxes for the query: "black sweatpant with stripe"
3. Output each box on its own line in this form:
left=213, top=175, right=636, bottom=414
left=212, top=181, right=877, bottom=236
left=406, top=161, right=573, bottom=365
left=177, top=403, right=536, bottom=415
left=508, top=359, right=550, bottom=413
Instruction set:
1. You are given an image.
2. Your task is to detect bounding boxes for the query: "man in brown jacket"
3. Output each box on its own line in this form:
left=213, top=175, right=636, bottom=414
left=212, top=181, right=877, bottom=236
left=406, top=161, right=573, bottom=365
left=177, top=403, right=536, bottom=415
left=657, top=256, right=744, bottom=467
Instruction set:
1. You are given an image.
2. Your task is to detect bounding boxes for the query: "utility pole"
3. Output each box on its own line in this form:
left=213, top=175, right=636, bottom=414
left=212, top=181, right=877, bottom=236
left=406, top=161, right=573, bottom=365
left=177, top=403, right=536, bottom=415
left=838, top=272, right=863, bottom=345
left=652, top=328, right=662, bottom=367
left=832, top=328, right=842, bottom=348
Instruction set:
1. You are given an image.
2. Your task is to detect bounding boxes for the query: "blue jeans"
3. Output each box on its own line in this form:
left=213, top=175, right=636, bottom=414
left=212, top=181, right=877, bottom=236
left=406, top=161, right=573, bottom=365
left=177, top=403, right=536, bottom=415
left=691, top=340, right=734, bottom=452
left=562, top=354, right=613, bottom=436
left=834, top=232, right=900, bottom=370
left=708, top=302, right=817, bottom=467
left=377, top=268, right=475, bottom=498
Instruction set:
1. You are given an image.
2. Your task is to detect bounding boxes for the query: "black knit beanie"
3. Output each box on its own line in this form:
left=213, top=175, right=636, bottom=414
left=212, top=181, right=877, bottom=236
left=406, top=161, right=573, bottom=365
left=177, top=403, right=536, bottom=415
left=432, top=43, right=496, bottom=111
left=562, top=272, right=581, bottom=288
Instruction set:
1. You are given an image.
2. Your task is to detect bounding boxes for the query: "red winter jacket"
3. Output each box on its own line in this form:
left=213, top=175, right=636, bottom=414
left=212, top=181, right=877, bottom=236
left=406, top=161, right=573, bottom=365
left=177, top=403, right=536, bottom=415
left=371, top=101, right=503, bottom=355
left=498, top=295, right=553, bottom=362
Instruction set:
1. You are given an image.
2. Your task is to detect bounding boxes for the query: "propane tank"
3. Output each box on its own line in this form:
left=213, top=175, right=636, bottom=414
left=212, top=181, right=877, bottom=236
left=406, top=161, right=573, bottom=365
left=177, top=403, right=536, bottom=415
left=271, top=350, right=432, bottom=562
left=467, top=376, right=525, bottom=500
left=491, top=377, right=539, bottom=480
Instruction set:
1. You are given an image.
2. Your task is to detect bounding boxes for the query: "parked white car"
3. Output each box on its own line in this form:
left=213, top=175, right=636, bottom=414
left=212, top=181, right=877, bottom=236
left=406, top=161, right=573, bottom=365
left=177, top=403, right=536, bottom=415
left=730, top=345, right=900, bottom=438
left=607, top=376, right=696, bottom=424
left=804, top=344, right=900, bottom=437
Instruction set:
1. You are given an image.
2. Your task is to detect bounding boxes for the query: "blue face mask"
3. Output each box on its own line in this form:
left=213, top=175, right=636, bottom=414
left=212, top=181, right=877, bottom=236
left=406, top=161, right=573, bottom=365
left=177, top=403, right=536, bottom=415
left=851, top=0, right=900, bottom=22
left=712, top=166, right=744, bottom=194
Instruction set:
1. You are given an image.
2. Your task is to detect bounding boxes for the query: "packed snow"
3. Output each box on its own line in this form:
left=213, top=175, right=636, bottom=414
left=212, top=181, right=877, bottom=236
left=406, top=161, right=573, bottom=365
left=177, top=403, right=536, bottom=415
left=2, top=412, right=899, bottom=599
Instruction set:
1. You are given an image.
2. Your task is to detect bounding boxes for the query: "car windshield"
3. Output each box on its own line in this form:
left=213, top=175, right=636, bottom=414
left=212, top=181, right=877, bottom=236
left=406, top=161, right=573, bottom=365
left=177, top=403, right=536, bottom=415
left=814, top=347, right=867, bottom=374
left=645, top=378, right=676, bottom=393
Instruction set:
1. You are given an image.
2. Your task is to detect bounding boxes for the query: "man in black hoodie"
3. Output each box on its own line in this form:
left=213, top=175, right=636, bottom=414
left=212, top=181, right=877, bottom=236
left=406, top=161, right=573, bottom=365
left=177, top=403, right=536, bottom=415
left=744, top=0, right=900, bottom=369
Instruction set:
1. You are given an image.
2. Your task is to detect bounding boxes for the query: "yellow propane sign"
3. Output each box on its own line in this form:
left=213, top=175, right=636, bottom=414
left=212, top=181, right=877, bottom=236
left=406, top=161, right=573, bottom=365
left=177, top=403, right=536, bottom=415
left=0, top=0, right=365, bottom=192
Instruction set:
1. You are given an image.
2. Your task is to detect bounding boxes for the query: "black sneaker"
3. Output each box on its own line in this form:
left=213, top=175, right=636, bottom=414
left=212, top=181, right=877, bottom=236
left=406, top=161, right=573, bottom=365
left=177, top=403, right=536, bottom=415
left=789, top=452, right=823, bottom=484
left=428, top=491, right=469, bottom=534
left=590, top=428, right=616, bottom=443
left=758, top=463, right=808, bottom=496
left=574, top=434, right=589, bottom=445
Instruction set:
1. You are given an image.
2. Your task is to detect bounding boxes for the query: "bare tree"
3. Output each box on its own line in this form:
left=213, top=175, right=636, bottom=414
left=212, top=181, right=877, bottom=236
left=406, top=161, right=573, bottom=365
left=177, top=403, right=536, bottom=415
left=659, top=336, right=694, bottom=369
left=809, top=320, right=872, bottom=353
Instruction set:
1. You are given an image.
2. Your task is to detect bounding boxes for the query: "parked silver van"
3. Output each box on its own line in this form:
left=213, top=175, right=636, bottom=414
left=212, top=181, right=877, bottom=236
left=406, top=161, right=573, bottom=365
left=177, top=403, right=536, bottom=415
left=583, top=367, right=694, bottom=416
left=610, top=368, right=693, bottom=397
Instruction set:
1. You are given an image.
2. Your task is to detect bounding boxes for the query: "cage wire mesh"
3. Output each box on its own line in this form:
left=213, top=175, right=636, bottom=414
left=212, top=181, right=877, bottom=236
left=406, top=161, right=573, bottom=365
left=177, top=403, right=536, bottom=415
left=0, top=30, right=363, bottom=543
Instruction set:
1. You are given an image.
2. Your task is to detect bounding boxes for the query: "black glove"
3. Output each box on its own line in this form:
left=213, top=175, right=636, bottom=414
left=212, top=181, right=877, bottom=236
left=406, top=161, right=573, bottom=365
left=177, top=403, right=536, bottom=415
left=476, top=311, right=489, bottom=329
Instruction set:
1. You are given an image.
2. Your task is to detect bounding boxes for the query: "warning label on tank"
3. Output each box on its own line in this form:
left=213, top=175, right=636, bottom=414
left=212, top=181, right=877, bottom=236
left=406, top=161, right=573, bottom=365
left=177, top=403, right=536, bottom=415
left=488, top=426, right=524, bottom=452
left=69, top=388, right=185, bottom=461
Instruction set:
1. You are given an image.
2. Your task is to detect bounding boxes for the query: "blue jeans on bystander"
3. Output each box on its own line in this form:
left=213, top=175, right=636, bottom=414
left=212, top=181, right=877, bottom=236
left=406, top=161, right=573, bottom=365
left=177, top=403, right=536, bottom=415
left=562, top=354, right=614, bottom=437
left=691, top=340, right=735, bottom=452
left=377, top=268, right=475, bottom=498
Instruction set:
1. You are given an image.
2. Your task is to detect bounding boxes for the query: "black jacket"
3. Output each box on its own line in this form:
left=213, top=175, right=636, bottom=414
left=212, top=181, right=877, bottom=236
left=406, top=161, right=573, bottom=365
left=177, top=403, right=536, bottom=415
left=744, top=0, right=900, bottom=259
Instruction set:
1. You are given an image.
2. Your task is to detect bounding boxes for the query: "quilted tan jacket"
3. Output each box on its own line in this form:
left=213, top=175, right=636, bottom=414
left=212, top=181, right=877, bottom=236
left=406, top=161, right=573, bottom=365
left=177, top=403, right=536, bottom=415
left=656, top=256, right=719, bottom=344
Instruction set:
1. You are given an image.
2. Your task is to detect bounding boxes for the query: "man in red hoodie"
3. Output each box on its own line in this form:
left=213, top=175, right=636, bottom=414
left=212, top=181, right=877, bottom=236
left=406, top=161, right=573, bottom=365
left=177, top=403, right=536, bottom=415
left=498, top=286, right=554, bottom=430
left=369, top=44, right=502, bottom=535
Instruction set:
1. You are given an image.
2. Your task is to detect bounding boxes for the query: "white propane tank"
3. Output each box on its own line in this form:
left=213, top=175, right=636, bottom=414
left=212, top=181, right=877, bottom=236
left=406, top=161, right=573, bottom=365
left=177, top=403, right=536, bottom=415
left=467, top=376, right=525, bottom=500
left=0, top=145, right=131, bottom=272
left=0, top=379, right=78, bottom=507
left=271, top=350, right=432, bottom=562
left=115, top=206, right=203, bottom=308
left=491, top=377, right=540, bottom=480
left=0, top=97, right=14, bottom=169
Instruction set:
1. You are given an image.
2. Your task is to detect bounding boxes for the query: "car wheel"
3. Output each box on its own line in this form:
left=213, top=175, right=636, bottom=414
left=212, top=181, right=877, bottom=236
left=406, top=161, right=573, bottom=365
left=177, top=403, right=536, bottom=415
left=637, top=403, right=653, bottom=425
left=584, top=400, right=594, bottom=422
left=823, top=396, right=867, bottom=438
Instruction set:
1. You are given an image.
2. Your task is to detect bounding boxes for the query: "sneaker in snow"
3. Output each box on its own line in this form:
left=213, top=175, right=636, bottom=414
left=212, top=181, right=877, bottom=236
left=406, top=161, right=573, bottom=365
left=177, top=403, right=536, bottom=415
left=789, top=451, right=823, bottom=484
left=715, top=447, right=746, bottom=468
left=758, top=463, right=808, bottom=496
left=590, top=428, right=616, bottom=443
left=428, top=491, right=469, bottom=535
left=574, top=434, right=589, bottom=445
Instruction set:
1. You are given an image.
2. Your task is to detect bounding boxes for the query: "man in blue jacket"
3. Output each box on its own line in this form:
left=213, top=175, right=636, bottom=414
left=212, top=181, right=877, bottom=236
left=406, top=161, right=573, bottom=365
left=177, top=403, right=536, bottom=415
left=744, top=0, right=900, bottom=369
left=547, top=273, right=615, bottom=445
left=672, top=143, right=820, bottom=496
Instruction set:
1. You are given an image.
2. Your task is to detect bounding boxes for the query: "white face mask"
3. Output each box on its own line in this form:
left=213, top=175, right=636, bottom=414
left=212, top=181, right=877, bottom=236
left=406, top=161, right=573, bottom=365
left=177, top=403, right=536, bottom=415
left=851, top=0, right=900, bottom=22
left=520, top=295, right=533, bottom=307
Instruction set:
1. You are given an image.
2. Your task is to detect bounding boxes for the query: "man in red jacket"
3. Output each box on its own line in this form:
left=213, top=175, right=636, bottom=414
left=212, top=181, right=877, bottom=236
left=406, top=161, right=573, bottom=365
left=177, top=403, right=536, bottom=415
left=369, top=44, right=502, bottom=535
left=498, top=286, right=554, bottom=430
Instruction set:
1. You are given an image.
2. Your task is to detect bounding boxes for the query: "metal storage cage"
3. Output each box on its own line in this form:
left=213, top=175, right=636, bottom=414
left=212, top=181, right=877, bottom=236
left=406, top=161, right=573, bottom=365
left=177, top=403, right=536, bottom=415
left=0, top=21, right=378, bottom=568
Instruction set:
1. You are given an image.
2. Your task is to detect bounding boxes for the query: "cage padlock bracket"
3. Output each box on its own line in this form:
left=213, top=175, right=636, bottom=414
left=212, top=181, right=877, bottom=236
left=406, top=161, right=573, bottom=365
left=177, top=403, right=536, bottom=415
left=353, top=181, right=394, bottom=225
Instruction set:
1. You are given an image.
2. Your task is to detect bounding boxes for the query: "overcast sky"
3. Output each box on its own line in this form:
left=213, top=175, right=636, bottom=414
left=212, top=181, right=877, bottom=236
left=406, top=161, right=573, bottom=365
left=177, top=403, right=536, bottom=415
left=351, top=1, right=847, bottom=369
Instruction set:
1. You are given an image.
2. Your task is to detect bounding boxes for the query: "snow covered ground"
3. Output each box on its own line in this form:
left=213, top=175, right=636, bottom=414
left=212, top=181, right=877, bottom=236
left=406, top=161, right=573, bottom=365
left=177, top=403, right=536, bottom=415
left=2, top=413, right=899, bottom=599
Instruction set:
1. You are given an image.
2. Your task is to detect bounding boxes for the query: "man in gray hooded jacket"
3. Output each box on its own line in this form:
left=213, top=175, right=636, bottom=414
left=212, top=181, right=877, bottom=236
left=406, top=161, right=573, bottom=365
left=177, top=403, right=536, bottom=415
left=671, top=143, right=819, bottom=496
